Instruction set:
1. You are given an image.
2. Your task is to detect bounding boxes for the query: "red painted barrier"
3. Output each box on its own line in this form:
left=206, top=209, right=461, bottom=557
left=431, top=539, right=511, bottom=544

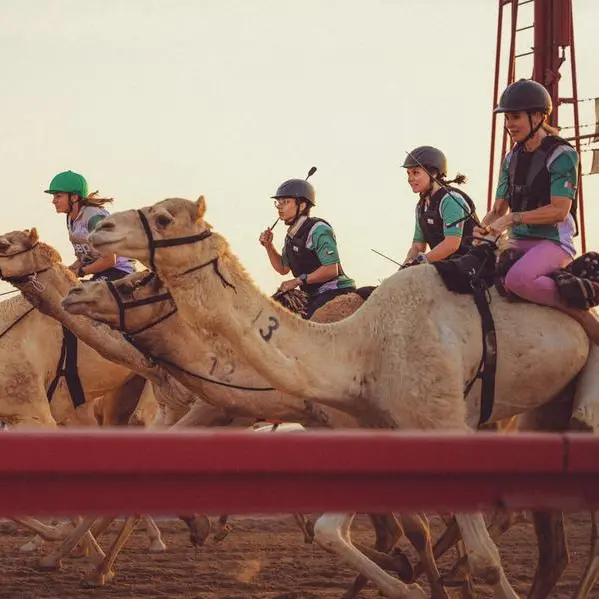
left=0, top=429, right=597, bottom=516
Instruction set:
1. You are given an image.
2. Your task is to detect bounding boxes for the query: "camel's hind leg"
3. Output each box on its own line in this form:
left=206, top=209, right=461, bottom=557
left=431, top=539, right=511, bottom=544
left=313, top=513, right=425, bottom=599
left=573, top=510, right=599, bottom=599
left=343, top=513, right=413, bottom=599
left=402, top=513, right=451, bottom=599
left=454, top=513, right=518, bottom=599
left=518, top=394, right=574, bottom=599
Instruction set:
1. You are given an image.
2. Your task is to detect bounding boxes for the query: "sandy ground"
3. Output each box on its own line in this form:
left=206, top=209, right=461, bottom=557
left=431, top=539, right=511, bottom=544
left=0, top=512, right=595, bottom=598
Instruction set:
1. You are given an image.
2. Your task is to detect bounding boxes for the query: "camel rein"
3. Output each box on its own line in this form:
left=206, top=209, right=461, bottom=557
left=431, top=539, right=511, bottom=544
left=106, top=272, right=275, bottom=392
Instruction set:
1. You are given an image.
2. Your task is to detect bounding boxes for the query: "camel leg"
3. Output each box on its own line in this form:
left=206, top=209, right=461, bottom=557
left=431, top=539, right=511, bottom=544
left=454, top=513, right=518, bottom=599
left=179, top=514, right=212, bottom=547
left=142, top=515, right=167, bottom=552
left=213, top=514, right=231, bottom=543
left=517, top=397, right=573, bottom=598
left=573, top=510, right=599, bottom=599
left=527, top=512, right=568, bottom=599
left=81, top=516, right=141, bottom=588
left=12, top=516, right=72, bottom=542
left=37, top=515, right=99, bottom=571
left=19, top=534, right=45, bottom=553
left=313, top=513, right=425, bottom=599
left=402, top=513, right=450, bottom=599
left=344, top=513, right=413, bottom=599
left=292, top=513, right=314, bottom=544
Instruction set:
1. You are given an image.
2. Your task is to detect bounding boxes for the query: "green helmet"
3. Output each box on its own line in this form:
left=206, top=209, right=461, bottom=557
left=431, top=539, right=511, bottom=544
left=44, top=170, right=88, bottom=198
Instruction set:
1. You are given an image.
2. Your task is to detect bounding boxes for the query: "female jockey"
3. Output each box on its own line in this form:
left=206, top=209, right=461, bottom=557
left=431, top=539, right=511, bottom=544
left=401, top=146, right=480, bottom=266
left=476, top=78, right=599, bottom=343
left=44, top=170, right=135, bottom=281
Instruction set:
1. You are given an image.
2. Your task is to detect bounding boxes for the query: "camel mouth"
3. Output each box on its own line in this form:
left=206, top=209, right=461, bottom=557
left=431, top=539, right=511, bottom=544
left=61, top=295, right=93, bottom=314
left=88, top=231, right=126, bottom=250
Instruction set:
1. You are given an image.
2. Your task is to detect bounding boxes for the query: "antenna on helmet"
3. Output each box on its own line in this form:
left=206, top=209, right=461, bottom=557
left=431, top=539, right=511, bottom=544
left=269, top=166, right=318, bottom=231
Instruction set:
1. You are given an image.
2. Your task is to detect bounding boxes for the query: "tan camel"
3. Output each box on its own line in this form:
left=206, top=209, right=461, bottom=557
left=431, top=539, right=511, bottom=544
left=0, top=230, right=215, bottom=571
left=86, top=196, right=599, bottom=599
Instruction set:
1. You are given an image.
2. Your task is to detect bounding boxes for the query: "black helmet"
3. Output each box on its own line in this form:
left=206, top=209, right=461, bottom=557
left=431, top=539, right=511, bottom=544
left=402, top=146, right=447, bottom=177
left=494, top=79, right=552, bottom=115
left=271, top=179, right=316, bottom=206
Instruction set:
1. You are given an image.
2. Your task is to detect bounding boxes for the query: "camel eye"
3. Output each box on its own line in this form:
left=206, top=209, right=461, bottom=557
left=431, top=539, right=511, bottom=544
left=156, top=213, right=173, bottom=228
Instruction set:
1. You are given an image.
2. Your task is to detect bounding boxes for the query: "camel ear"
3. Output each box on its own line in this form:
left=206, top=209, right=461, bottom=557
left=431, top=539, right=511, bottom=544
left=28, top=228, right=39, bottom=246
left=195, top=195, right=206, bottom=222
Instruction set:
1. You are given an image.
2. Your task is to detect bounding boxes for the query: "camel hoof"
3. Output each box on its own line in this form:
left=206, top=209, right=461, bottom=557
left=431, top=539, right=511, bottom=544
left=406, top=583, right=426, bottom=599
left=80, top=568, right=115, bottom=588
left=148, top=538, right=167, bottom=553
left=19, top=541, right=42, bottom=554
left=36, top=557, right=62, bottom=572
left=213, top=524, right=231, bottom=544
left=389, top=548, right=415, bottom=583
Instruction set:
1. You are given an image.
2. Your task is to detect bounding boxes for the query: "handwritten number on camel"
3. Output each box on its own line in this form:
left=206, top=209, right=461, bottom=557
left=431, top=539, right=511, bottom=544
left=259, top=316, right=280, bottom=342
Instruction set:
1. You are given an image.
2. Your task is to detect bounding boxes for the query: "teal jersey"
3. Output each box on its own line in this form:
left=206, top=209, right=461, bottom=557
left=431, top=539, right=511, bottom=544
left=282, top=220, right=355, bottom=293
left=412, top=190, right=470, bottom=244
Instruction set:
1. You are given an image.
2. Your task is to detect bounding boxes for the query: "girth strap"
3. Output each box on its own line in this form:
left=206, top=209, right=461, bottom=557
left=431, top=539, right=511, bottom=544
left=464, top=285, right=498, bottom=426
left=46, top=326, right=87, bottom=409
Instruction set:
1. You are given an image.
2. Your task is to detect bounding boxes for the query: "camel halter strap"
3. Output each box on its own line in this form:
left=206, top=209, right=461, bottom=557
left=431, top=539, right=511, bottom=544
left=135, top=209, right=235, bottom=289
left=105, top=272, right=177, bottom=336
left=136, top=210, right=213, bottom=272
left=0, top=242, right=41, bottom=281
left=105, top=273, right=274, bottom=392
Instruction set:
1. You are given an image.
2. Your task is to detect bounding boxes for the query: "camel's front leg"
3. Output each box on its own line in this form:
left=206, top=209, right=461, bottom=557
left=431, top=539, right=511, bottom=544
left=213, top=514, right=231, bottom=543
left=142, top=516, right=167, bottom=552
left=81, top=516, right=141, bottom=588
left=573, top=510, right=599, bottom=599
left=454, top=513, right=518, bottom=599
left=37, top=515, right=100, bottom=571
left=313, top=513, right=425, bottom=599
left=292, top=513, right=314, bottom=544
left=12, top=516, right=72, bottom=542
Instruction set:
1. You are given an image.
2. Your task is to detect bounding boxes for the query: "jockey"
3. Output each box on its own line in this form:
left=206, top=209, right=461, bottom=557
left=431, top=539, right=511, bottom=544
left=258, top=174, right=356, bottom=319
left=44, top=170, right=135, bottom=282
left=475, top=78, right=599, bottom=344
left=401, top=146, right=480, bottom=266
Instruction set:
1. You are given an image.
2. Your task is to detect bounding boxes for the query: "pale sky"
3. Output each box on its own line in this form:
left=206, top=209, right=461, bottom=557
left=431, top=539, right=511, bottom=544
left=1, top=0, right=598, bottom=295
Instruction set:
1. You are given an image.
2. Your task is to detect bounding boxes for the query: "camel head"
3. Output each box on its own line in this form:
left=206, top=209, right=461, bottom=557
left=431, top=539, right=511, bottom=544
left=89, top=196, right=219, bottom=276
left=62, top=271, right=176, bottom=334
left=0, top=228, right=62, bottom=281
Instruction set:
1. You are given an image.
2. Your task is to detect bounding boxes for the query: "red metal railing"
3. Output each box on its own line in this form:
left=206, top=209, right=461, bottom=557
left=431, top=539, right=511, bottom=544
left=1, top=429, right=598, bottom=516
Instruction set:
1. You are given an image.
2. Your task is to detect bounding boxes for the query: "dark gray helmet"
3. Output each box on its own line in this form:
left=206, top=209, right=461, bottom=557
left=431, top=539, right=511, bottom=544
left=402, top=146, right=447, bottom=177
left=271, top=179, right=316, bottom=206
left=494, top=79, right=552, bottom=115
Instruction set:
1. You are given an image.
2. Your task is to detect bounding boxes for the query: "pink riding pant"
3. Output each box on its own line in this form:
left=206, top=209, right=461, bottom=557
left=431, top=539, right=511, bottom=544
left=504, top=239, right=573, bottom=309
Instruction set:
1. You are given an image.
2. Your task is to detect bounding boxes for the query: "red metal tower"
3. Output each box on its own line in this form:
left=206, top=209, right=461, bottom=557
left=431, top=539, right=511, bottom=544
left=488, top=0, right=588, bottom=251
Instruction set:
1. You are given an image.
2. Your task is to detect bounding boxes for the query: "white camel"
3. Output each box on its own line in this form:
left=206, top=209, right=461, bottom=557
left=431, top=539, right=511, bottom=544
left=86, top=196, right=599, bottom=599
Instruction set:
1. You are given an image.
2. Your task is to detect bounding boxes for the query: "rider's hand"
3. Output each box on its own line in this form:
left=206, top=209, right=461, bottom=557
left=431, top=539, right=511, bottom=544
left=277, top=278, right=300, bottom=293
left=259, top=229, right=274, bottom=248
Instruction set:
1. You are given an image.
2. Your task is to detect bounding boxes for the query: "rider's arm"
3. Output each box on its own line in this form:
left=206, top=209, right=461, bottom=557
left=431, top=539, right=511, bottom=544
left=481, top=156, right=511, bottom=226
left=405, top=217, right=427, bottom=262
left=269, top=245, right=290, bottom=275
